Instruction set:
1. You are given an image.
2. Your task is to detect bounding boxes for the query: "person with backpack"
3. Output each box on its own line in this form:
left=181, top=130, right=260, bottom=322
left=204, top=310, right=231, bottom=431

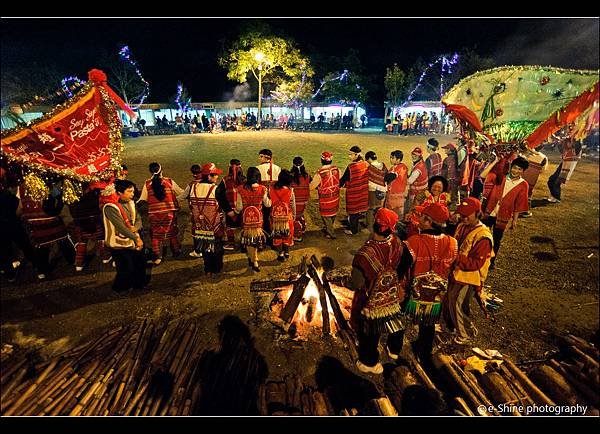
left=348, top=208, right=412, bottom=375
left=290, top=156, right=311, bottom=243
left=310, top=151, right=340, bottom=239
left=269, top=170, right=296, bottom=262
left=190, top=163, right=231, bottom=277
left=403, top=203, right=458, bottom=362
left=235, top=167, right=272, bottom=272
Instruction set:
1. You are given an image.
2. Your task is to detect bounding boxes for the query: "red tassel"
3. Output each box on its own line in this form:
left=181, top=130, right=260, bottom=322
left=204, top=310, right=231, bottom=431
left=88, top=69, right=136, bottom=119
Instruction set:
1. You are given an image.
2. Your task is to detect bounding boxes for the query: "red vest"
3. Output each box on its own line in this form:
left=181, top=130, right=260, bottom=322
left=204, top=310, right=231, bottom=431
left=237, top=185, right=266, bottom=229
left=426, top=152, right=443, bottom=178
left=368, top=163, right=387, bottom=187
left=387, top=163, right=408, bottom=195
left=146, top=178, right=180, bottom=214
left=409, top=160, right=428, bottom=196
left=317, top=166, right=340, bottom=217
left=345, top=160, right=369, bottom=214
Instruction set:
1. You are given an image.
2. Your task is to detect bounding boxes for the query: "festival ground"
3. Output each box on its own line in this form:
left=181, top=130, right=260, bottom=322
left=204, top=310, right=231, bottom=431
left=1, top=130, right=598, bottom=383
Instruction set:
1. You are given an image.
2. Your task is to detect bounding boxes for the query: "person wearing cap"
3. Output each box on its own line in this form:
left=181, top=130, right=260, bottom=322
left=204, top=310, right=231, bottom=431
left=138, top=162, right=184, bottom=265
left=290, top=156, right=311, bottom=243
left=257, top=149, right=281, bottom=240
left=348, top=207, right=412, bottom=374
left=222, top=159, right=246, bottom=250
left=441, top=143, right=459, bottom=203
left=365, top=151, right=388, bottom=233
left=340, top=146, right=370, bottom=235
left=404, top=203, right=458, bottom=361
left=310, top=151, right=340, bottom=239
left=235, top=167, right=272, bottom=272
left=444, top=197, right=493, bottom=345
left=384, top=150, right=409, bottom=220
left=407, top=147, right=429, bottom=211
left=481, top=156, right=529, bottom=269
left=425, top=138, right=443, bottom=178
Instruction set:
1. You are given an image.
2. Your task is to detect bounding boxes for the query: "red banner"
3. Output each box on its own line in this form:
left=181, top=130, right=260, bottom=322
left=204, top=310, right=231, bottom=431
left=1, top=86, right=115, bottom=177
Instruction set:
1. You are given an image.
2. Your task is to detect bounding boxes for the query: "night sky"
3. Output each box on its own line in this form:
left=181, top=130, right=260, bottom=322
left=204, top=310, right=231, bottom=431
left=2, top=18, right=598, bottom=113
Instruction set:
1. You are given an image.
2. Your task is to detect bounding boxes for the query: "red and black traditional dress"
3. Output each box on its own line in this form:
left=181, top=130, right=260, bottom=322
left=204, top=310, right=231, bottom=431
left=343, top=160, right=369, bottom=215
left=405, top=232, right=458, bottom=324
left=385, top=162, right=408, bottom=218
left=188, top=181, right=225, bottom=253
left=19, top=185, right=69, bottom=248
left=237, top=184, right=268, bottom=247
left=291, top=174, right=310, bottom=239
left=145, top=177, right=182, bottom=258
left=68, top=185, right=110, bottom=267
left=269, top=186, right=295, bottom=247
left=351, top=235, right=406, bottom=335
left=317, top=165, right=340, bottom=217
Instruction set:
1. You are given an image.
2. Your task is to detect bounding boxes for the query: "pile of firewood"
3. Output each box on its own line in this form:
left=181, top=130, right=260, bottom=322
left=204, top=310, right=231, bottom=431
left=1, top=319, right=206, bottom=416
left=429, top=333, right=598, bottom=415
left=259, top=374, right=397, bottom=416
left=527, top=333, right=599, bottom=411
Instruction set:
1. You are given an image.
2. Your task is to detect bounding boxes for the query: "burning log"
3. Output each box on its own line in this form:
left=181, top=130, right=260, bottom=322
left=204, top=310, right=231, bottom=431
left=305, top=296, right=318, bottom=323
left=306, top=264, right=330, bottom=335
left=503, top=357, right=555, bottom=406
left=279, top=275, right=311, bottom=324
left=250, top=279, right=300, bottom=292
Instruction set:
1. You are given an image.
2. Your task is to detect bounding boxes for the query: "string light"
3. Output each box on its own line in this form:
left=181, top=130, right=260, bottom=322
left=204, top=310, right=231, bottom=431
left=312, top=69, right=349, bottom=99
left=403, top=53, right=460, bottom=107
left=175, top=83, right=192, bottom=113
left=61, top=76, right=85, bottom=98
left=118, top=45, right=150, bottom=109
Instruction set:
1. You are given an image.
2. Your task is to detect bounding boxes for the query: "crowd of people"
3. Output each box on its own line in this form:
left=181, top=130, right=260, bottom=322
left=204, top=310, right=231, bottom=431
left=0, top=129, right=584, bottom=377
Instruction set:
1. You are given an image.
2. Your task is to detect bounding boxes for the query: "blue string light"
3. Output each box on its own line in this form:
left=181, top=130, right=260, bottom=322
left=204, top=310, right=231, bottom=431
left=60, top=76, right=85, bottom=98
left=118, top=45, right=150, bottom=109
left=175, top=83, right=192, bottom=113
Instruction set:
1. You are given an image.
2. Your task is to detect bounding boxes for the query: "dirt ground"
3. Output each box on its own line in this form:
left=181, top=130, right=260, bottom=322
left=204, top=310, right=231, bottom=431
left=1, top=130, right=598, bottom=386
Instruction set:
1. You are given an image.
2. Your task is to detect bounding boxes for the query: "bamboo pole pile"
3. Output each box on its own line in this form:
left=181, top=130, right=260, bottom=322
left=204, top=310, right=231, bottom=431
left=1, top=319, right=208, bottom=416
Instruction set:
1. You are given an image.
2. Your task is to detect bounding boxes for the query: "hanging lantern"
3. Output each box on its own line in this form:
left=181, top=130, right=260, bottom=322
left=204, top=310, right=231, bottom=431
left=24, top=173, right=49, bottom=201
